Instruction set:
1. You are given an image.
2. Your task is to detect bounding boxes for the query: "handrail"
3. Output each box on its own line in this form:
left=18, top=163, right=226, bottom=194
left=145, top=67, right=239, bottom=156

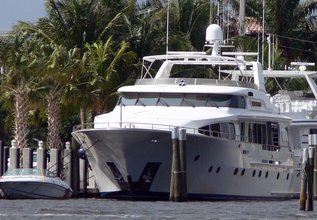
left=72, top=121, right=281, bottom=152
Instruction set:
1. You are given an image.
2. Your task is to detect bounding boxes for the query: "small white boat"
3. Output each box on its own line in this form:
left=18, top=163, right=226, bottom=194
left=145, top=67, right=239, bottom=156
left=0, top=168, right=73, bottom=199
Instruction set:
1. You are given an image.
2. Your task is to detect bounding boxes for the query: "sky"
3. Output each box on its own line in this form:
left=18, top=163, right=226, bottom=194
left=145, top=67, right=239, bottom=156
left=0, top=0, right=46, bottom=32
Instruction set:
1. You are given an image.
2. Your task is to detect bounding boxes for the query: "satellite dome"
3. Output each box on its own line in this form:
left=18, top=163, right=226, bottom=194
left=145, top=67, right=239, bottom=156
left=205, top=24, right=223, bottom=43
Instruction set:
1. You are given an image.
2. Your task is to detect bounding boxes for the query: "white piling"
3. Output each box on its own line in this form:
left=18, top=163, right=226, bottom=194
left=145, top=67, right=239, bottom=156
left=63, top=142, right=72, bottom=188
left=49, top=149, right=61, bottom=176
left=9, top=140, right=19, bottom=169
left=22, top=148, right=33, bottom=168
left=37, top=141, right=46, bottom=169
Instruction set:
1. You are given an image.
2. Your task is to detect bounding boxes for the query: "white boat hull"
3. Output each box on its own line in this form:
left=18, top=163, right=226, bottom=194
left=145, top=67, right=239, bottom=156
left=72, top=128, right=295, bottom=200
left=0, top=176, right=72, bottom=199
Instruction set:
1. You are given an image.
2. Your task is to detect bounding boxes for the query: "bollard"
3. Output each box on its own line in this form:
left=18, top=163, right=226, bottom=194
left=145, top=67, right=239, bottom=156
left=307, top=147, right=315, bottom=211
left=9, top=140, right=19, bottom=169
left=37, top=141, right=47, bottom=169
left=49, top=149, right=61, bottom=177
left=179, top=128, right=188, bottom=201
left=63, top=142, right=72, bottom=189
left=22, top=148, right=33, bottom=168
left=300, top=148, right=308, bottom=211
left=170, top=127, right=182, bottom=202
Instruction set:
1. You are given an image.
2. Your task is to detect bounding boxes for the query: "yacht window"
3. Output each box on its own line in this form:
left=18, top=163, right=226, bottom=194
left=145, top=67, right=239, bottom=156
left=220, top=123, right=235, bottom=139
left=120, top=93, right=138, bottom=106
left=210, top=123, right=220, bottom=137
left=206, top=94, right=245, bottom=108
left=137, top=93, right=159, bottom=106
left=198, top=125, right=210, bottom=136
left=158, top=94, right=182, bottom=106
left=182, top=94, right=207, bottom=107
left=118, top=92, right=245, bottom=108
left=199, top=122, right=235, bottom=139
left=249, top=123, right=267, bottom=144
left=267, top=122, right=279, bottom=146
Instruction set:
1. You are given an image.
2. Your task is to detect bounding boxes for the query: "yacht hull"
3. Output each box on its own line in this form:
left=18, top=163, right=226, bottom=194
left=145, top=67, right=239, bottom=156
left=72, top=128, right=295, bottom=200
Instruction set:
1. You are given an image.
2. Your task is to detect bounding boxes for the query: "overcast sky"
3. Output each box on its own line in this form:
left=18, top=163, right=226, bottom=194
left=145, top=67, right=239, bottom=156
left=0, top=0, right=46, bottom=32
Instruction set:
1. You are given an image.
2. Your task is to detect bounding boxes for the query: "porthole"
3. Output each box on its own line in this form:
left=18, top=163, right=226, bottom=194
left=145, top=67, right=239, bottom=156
left=208, top=166, right=213, bottom=173
left=216, top=166, right=221, bottom=173
left=252, top=170, right=256, bottom=177
left=258, top=171, right=262, bottom=178
left=234, top=168, right=238, bottom=175
left=265, top=171, right=268, bottom=178
left=194, top=155, right=200, bottom=161
left=277, top=173, right=280, bottom=180
left=241, top=169, right=245, bottom=176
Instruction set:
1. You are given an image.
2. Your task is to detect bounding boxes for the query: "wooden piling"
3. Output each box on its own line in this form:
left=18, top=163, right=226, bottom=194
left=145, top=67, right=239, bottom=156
left=307, top=147, right=315, bottom=211
left=170, top=127, right=182, bottom=201
left=179, top=128, right=188, bottom=201
left=22, top=148, right=33, bottom=168
left=300, top=148, right=308, bottom=211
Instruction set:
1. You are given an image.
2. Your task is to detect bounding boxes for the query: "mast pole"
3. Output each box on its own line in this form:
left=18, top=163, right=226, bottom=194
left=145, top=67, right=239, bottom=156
left=262, top=0, right=265, bottom=67
left=166, top=0, right=170, bottom=54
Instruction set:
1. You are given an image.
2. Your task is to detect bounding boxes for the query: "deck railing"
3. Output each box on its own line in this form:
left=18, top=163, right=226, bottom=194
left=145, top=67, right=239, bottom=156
left=73, top=121, right=280, bottom=152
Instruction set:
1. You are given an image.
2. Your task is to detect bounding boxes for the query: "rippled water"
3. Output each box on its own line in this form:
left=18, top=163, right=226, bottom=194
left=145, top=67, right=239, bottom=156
left=0, top=198, right=316, bottom=219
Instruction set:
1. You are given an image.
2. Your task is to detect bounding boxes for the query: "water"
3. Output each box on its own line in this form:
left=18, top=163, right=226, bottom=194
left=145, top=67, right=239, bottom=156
left=0, top=198, right=316, bottom=219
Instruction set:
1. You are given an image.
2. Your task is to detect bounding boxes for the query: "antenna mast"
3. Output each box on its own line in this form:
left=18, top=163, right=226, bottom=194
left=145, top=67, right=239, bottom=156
left=166, top=0, right=170, bottom=54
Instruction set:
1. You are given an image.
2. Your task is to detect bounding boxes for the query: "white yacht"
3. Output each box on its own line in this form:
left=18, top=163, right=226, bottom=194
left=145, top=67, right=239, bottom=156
left=229, top=64, right=317, bottom=197
left=72, top=24, right=295, bottom=200
left=265, top=67, right=317, bottom=196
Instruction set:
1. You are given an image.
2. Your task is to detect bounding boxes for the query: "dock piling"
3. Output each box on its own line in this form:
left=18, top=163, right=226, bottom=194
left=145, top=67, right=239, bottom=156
left=179, top=128, right=188, bottom=201
left=307, top=147, right=315, bottom=211
left=170, top=127, right=187, bottom=202
left=9, top=140, right=19, bottom=169
left=37, top=141, right=47, bottom=170
left=299, top=148, right=308, bottom=211
left=63, top=142, right=72, bottom=188
left=22, top=148, right=33, bottom=168
left=170, top=127, right=181, bottom=201
left=49, top=149, right=61, bottom=177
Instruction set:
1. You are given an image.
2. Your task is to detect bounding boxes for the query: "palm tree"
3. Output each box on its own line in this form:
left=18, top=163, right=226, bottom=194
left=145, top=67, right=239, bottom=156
left=40, top=0, right=137, bottom=128
left=84, top=38, right=137, bottom=114
left=0, top=30, right=41, bottom=158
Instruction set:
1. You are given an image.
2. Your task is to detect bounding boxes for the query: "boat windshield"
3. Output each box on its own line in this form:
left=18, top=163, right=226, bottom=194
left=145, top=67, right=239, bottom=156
left=119, top=93, right=245, bottom=108
left=3, top=168, right=56, bottom=177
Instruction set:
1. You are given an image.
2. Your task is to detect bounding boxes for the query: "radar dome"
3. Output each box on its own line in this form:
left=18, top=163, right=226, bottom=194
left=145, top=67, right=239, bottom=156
left=205, top=24, right=223, bottom=43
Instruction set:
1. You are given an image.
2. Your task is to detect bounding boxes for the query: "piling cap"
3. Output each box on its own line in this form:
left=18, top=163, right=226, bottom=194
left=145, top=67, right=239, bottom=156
left=65, top=142, right=70, bottom=149
left=308, top=134, right=317, bottom=146
left=171, top=127, right=179, bottom=139
left=11, top=140, right=17, bottom=148
left=38, top=141, right=44, bottom=149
